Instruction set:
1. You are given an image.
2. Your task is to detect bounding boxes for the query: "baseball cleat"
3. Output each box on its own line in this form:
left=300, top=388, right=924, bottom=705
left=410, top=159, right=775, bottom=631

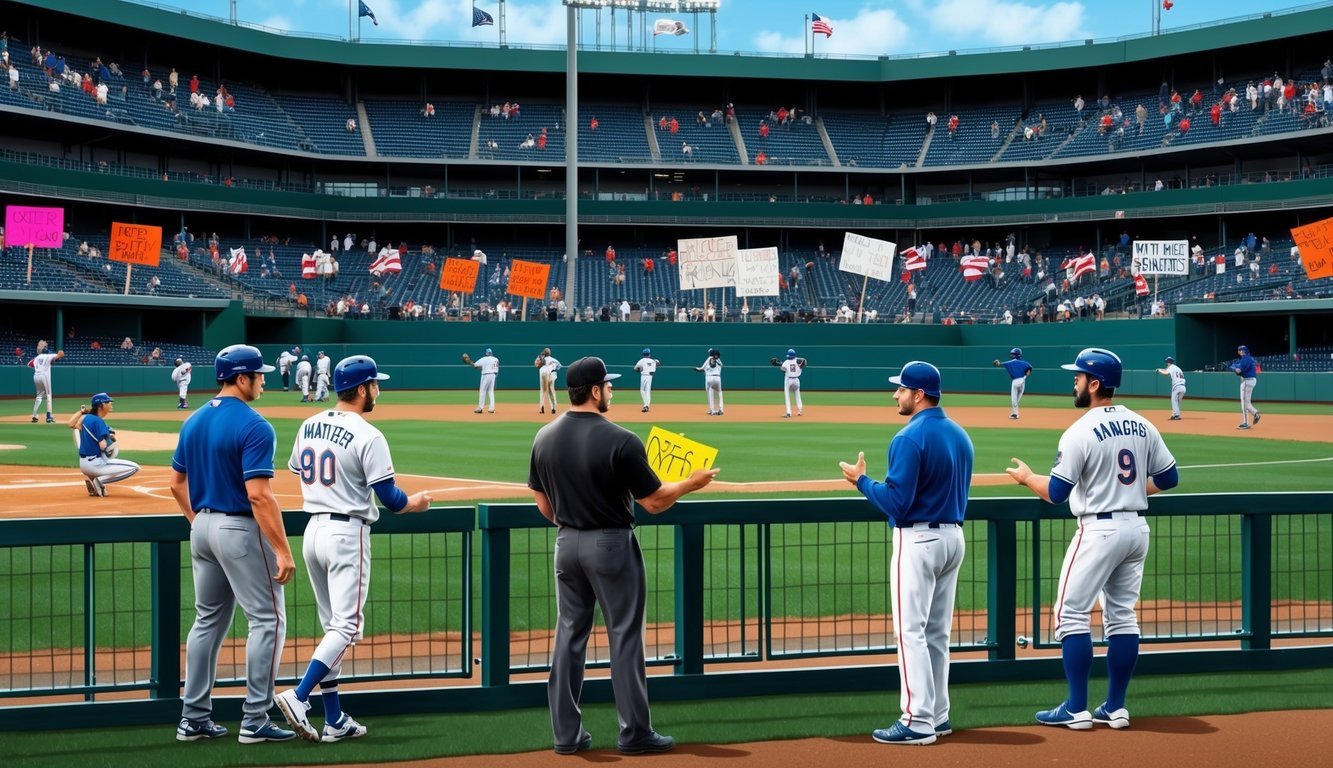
left=176, top=717, right=228, bottom=741
left=707, top=411, right=715, bottom=416
left=84, top=478, right=98, bottom=497
left=540, top=407, right=545, bottom=414
left=783, top=413, right=792, bottom=418
left=618, top=731, right=675, bottom=754
left=551, top=408, right=557, bottom=413
left=1237, top=423, right=1250, bottom=429
left=554, top=731, right=592, bottom=755
left=1036, top=702, right=1093, bottom=729
left=473, top=408, right=483, bottom=413
left=91, top=478, right=107, bottom=497
left=274, top=689, right=318, bottom=742
left=934, top=720, right=953, bottom=736
left=489, top=410, right=495, bottom=413
left=31, top=416, right=38, bottom=423
left=45, top=415, right=55, bottom=423
left=1092, top=704, right=1130, bottom=729
left=1009, top=414, right=1019, bottom=420
left=641, top=406, right=649, bottom=412
left=321, top=713, right=367, bottom=743
left=717, top=410, right=723, bottom=416
left=797, top=411, right=803, bottom=416
left=1169, top=415, right=1181, bottom=420
left=238, top=720, right=296, bottom=744
left=1252, top=413, right=1261, bottom=425
left=871, top=722, right=937, bottom=745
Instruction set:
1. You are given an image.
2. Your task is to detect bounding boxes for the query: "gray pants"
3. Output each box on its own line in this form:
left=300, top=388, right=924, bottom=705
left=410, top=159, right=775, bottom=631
left=1240, top=377, right=1259, bottom=423
left=549, top=527, right=652, bottom=749
left=182, top=512, right=286, bottom=730
left=1171, top=385, right=1186, bottom=418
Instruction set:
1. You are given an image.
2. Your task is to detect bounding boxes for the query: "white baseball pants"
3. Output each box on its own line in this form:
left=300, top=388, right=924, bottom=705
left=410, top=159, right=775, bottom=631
left=79, top=455, right=141, bottom=485
left=301, top=514, right=370, bottom=679
left=1052, top=513, right=1150, bottom=641
left=784, top=379, right=803, bottom=415
left=890, top=523, right=964, bottom=731
left=177, top=379, right=191, bottom=400
left=541, top=372, right=559, bottom=410
left=297, top=372, right=311, bottom=398
left=705, top=376, right=723, bottom=413
left=1239, top=378, right=1258, bottom=423
left=315, top=373, right=330, bottom=401
left=640, top=374, right=653, bottom=408
left=1010, top=378, right=1026, bottom=415
left=1171, top=385, right=1185, bottom=418
left=478, top=372, right=496, bottom=410
left=32, top=373, right=52, bottom=418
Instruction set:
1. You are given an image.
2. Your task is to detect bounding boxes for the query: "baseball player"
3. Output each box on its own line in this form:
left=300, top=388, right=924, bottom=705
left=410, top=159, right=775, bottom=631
left=536, top=348, right=561, bottom=414
left=1154, top=356, right=1186, bottom=420
left=278, top=346, right=300, bottom=391
left=314, top=351, right=332, bottom=403
left=839, top=361, right=973, bottom=746
left=771, top=348, right=806, bottom=418
left=296, top=355, right=313, bottom=402
left=993, top=348, right=1033, bottom=420
left=30, top=342, right=64, bottom=423
left=68, top=393, right=141, bottom=497
left=275, top=356, right=432, bottom=743
left=172, top=345, right=297, bottom=744
left=171, top=358, right=193, bottom=409
left=633, top=348, right=659, bottom=413
left=1006, top=348, right=1179, bottom=731
left=465, top=347, right=500, bottom=413
left=694, top=348, right=724, bottom=416
left=1230, top=344, right=1261, bottom=429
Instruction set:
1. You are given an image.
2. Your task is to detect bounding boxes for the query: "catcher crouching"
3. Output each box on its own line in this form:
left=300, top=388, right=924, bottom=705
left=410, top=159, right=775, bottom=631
left=69, top=393, right=140, bottom=497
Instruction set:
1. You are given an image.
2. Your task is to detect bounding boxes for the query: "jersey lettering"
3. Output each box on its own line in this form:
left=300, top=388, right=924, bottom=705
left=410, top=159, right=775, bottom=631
left=1116, top=449, right=1137, bottom=485
left=302, top=420, right=356, bottom=449
left=1093, top=419, right=1148, bottom=442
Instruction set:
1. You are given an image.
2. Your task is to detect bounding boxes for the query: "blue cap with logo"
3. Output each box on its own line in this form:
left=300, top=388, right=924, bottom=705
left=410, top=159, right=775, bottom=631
left=91, top=392, right=114, bottom=407
left=1061, top=347, right=1123, bottom=389
left=334, top=355, right=390, bottom=393
left=643, top=347, right=652, bottom=357
left=889, top=361, right=942, bottom=398
left=484, top=348, right=493, bottom=356
left=787, top=349, right=797, bottom=358
left=214, top=344, right=275, bottom=380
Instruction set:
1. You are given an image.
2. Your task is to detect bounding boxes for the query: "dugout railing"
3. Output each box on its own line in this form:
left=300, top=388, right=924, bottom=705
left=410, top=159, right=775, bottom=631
left=0, top=493, right=1329, bottom=730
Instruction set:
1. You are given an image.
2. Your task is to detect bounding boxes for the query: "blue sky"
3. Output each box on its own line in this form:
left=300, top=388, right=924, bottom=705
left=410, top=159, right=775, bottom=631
left=169, top=0, right=1313, bottom=56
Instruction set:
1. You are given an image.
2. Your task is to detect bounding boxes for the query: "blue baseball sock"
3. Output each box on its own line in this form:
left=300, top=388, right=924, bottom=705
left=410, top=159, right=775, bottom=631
left=1104, top=634, right=1140, bottom=711
left=294, top=659, right=330, bottom=701
left=319, top=681, right=343, bottom=725
left=1061, top=633, right=1093, bottom=712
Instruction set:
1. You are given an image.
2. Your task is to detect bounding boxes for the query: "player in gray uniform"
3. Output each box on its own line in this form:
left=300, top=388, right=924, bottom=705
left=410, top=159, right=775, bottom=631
left=695, top=348, right=724, bottom=416
left=275, top=356, right=432, bottom=743
left=993, top=348, right=1033, bottom=420
left=29, top=342, right=64, bottom=423
left=633, top=348, right=659, bottom=413
left=471, top=348, right=500, bottom=413
left=537, top=349, right=561, bottom=414
left=1006, top=348, right=1179, bottom=731
left=773, top=348, right=806, bottom=418
left=172, top=345, right=296, bottom=744
left=1154, top=356, right=1186, bottom=420
left=171, top=358, right=193, bottom=409
left=314, top=351, right=332, bottom=402
left=296, top=355, right=313, bottom=402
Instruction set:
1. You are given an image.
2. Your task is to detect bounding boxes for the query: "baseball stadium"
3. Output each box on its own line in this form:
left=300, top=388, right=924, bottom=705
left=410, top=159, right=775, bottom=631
left=1, top=0, right=1331, bottom=765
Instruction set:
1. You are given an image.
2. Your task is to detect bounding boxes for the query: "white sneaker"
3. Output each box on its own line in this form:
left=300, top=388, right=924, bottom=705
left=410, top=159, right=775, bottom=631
left=273, top=688, right=318, bottom=742
left=322, top=713, right=367, bottom=742
left=1092, top=703, right=1130, bottom=729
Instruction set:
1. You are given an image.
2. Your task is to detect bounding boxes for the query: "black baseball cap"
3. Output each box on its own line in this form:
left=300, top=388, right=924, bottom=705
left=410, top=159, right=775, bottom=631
left=566, top=356, right=621, bottom=388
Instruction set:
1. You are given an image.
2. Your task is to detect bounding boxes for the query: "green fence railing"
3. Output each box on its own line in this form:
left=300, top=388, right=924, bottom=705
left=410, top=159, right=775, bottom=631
left=0, top=493, right=1329, bottom=730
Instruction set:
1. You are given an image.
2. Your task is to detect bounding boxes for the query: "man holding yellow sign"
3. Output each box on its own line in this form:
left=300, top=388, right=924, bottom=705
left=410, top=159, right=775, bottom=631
left=528, top=357, right=719, bottom=756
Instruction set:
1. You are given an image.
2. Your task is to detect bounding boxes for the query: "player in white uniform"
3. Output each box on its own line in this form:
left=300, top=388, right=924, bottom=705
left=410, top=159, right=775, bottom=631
left=472, top=348, right=499, bottom=413
left=773, top=348, right=806, bottom=418
left=695, top=348, right=724, bottom=416
left=537, top=348, right=561, bottom=414
left=30, top=343, right=64, bottom=423
left=296, top=355, right=313, bottom=401
left=277, top=347, right=299, bottom=391
left=1154, top=356, right=1186, bottom=420
left=633, top=348, right=659, bottom=413
left=314, top=351, right=332, bottom=402
left=171, top=358, right=193, bottom=409
left=993, top=348, right=1033, bottom=420
left=1006, top=348, right=1178, bottom=731
left=275, top=355, right=431, bottom=743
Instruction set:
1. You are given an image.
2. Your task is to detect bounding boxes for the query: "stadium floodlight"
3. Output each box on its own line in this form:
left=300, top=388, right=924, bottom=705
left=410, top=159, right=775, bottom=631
left=680, top=0, right=720, bottom=10
left=562, top=0, right=610, bottom=8
left=610, top=0, right=641, bottom=7
left=644, top=0, right=680, bottom=11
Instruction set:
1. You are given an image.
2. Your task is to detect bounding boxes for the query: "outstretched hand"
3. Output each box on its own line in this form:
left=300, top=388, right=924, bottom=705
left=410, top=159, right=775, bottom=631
left=839, top=451, right=866, bottom=485
left=1006, top=457, right=1032, bottom=485
left=688, top=468, right=720, bottom=491
left=402, top=490, right=434, bottom=513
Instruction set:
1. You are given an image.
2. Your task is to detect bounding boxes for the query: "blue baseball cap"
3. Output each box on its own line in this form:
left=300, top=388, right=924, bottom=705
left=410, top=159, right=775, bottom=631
left=334, top=355, right=390, bottom=393
left=214, top=344, right=275, bottom=380
left=484, top=348, right=493, bottom=356
left=889, top=361, right=942, bottom=398
left=787, top=349, right=797, bottom=358
left=91, top=392, right=113, bottom=407
left=643, top=347, right=652, bottom=356
left=1237, top=344, right=1249, bottom=354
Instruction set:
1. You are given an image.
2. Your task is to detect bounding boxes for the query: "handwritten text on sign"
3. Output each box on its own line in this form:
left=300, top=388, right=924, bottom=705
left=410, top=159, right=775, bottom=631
left=4, top=206, right=64, bottom=249
left=734, top=246, right=780, bottom=297
left=678, top=235, right=738, bottom=290
left=439, top=257, right=480, bottom=292
left=1131, top=240, right=1189, bottom=275
left=108, top=222, right=163, bottom=267
left=1291, top=217, right=1333, bottom=280
left=644, top=427, right=718, bottom=483
left=839, top=232, right=895, bottom=281
left=506, top=259, right=551, bottom=299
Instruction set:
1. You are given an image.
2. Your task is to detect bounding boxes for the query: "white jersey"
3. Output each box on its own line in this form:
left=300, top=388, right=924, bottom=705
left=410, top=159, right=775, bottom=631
left=316, top=356, right=332, bottom=379
left=1051, top=404, right=1176, bottom=516
left=634, top=358, right=659, bottom=376
left=541, top=356, right=561, bottom=377
left=278, top=351, right=296, bottom=373
left=171, top=362, right=192, bottom=385
left=31, top=353, right=58, bottom=376
left=288, top=410, right=394, bottom=524
left=296, top=360, right=313, bottom=380
left=780, top=358, right=803, bottom=379
left=1162, top=363, right=1185, bottom=388
left=700, top=357, right=723, bottom=377
left=474, top=354, right=499, bottom=375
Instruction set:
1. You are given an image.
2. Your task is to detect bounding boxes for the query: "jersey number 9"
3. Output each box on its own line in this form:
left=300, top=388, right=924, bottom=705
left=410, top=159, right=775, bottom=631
left=299, top=447, right=338, bottom=487
left=1116, top=449, right=1137, bottom=485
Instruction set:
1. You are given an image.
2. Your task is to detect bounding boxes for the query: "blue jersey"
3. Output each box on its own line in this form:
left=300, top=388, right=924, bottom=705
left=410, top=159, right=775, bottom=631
left=78, top=414, right=110, bottom=458
left=999, top=359, right=1032, bottom=380
left=172, top=397, right=276, bottom=514
left=856, top=407, right=974, bottom=526
left=1231, top=354, right=1257, bottom=379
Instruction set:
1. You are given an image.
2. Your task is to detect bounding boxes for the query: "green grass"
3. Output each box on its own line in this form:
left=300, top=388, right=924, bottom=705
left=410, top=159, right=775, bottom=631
left=1, top=666, right=1329, bottom=766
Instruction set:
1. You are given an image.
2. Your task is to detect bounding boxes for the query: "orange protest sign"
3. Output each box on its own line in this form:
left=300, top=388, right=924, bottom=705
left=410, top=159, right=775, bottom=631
left=439, top=257, right=480, bottom=292
left=108, top=222, right=162, bottom=267
left=1291, top=217, right=1333, bottom=280
left=506, top=259, right=551, bottom=300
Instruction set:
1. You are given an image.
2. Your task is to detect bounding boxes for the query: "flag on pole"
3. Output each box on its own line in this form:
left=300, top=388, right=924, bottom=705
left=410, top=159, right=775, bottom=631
left=653, top=19, right=689, bottom=36
left=961, top=255, right=988, bottom=281
left=1134, top=274, right=1150, bottom=296
left=811, top=13, right=833, bottom=38
left=358, top=1, right=379, bottom=26
left=302, top=252, right=318, bottom=279
left=901, top=247, right=926, bottom=272
left=228, top=247, right=248, bottom=274
left=472, top=5, right=494, bottom=27
left=369, top=247, right=402, bottom=276
left=1072, top=253, right=1096, bottom=280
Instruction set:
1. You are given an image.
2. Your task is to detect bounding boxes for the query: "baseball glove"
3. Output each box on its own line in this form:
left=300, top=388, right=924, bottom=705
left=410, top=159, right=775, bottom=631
left=461, top=353, right=473, bottom=365
left=534, top=356, right=545, bottom=368
left=103, top=434, right=119, bottom=459
left=798, top=357, right=808, bottom=368
left=770, top=357, right=780, bottom=366
left=79, top=404, right=91, bottom=415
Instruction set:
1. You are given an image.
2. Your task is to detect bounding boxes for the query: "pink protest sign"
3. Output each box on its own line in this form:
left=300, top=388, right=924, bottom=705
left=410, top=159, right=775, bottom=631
left=4, top=206, right=64, bottom=248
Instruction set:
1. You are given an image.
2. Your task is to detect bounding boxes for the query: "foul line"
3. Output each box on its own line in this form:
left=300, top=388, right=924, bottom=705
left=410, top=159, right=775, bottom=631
left=1179, top=456, right=1333, bottom=470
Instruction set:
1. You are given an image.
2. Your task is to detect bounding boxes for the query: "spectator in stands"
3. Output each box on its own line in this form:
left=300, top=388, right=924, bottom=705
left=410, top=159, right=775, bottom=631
left=146, top=275, right=160, bottom=294
left=150, top=347, right=163, bottom=365
left=588, top=116, right=599, bottom=132
left=537, top=129, right=547, bottom=150
left=120, top=337, right=134, bottom=351
left=519, top=134, right=535, bottom=149
left=642, top=257, right=654, bottom=274
left=422, top=102, right=435, bottom=118
left=947, top=115, right=959, bottom=138
left=669, top=116, right=679, bottom=134
left=1178, top=117, right=1191, bottom=136
left=681, top=141, right=692, bottom=159
left=926, top=112, right=937, bottom=130
left=991, top=120, right=1001, bottom=140
left=755, top=151, right=767, bottom=165
left=614, top=264, right=626, bottom=287
left=346, top=117, right=357, bottom=133
left=1073, top=94, right=1085, bottom=118
left=759, top=121, right=770, bottom=140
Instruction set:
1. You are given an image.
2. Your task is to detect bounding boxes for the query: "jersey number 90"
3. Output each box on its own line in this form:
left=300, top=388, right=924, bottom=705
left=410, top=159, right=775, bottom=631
left=299, top=447, right=337, bottom=487
left=1116, top=449, right=1137, bottom=485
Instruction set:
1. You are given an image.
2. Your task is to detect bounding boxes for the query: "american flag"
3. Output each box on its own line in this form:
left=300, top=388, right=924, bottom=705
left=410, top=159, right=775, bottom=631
left=811, top=13, right=833, bottom=38
left=369, top=247, right=402, bottom=276
left=1072, top=253, right=1096, bottom=280
left=961, top=255, right=989, bottom=281
left=901, top=247, right=926, bottom=272
left=301, top=252, right=317, bottom=279
left=228, top=247, right=248, bottom=274
left=1134, top=274, right=1150, bottom=296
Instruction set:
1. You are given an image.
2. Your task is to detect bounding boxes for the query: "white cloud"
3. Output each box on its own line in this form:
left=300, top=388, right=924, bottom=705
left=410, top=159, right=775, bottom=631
left=353, top=0, right=566, bottom=45
left=258, top=15, right=298, bottom=33
left=918, top=0, right=1087, bottom=45
left=752, top=7, right=911, bottom=57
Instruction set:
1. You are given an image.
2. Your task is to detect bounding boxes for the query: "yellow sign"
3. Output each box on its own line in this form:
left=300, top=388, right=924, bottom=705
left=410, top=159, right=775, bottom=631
left=644, top=426, right=718, bottom=483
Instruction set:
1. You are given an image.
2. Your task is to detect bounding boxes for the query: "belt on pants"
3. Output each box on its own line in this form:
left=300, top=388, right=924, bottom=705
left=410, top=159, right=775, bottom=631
left=902, top=521, right=959, bottom=529
left=318, top=512, right=367, bottom=526
left=198, top=507, right=252, bottom=517
left=1093, top=511, right=1144, bottom=521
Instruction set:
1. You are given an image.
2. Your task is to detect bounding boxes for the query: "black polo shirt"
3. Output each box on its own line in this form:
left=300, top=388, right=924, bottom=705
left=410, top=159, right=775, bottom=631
left=528, top=412, right=662, bottom=529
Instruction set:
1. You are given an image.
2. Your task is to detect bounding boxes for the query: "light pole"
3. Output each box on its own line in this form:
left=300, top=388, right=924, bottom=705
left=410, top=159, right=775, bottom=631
left=562, top=0, right=611, bottom=317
